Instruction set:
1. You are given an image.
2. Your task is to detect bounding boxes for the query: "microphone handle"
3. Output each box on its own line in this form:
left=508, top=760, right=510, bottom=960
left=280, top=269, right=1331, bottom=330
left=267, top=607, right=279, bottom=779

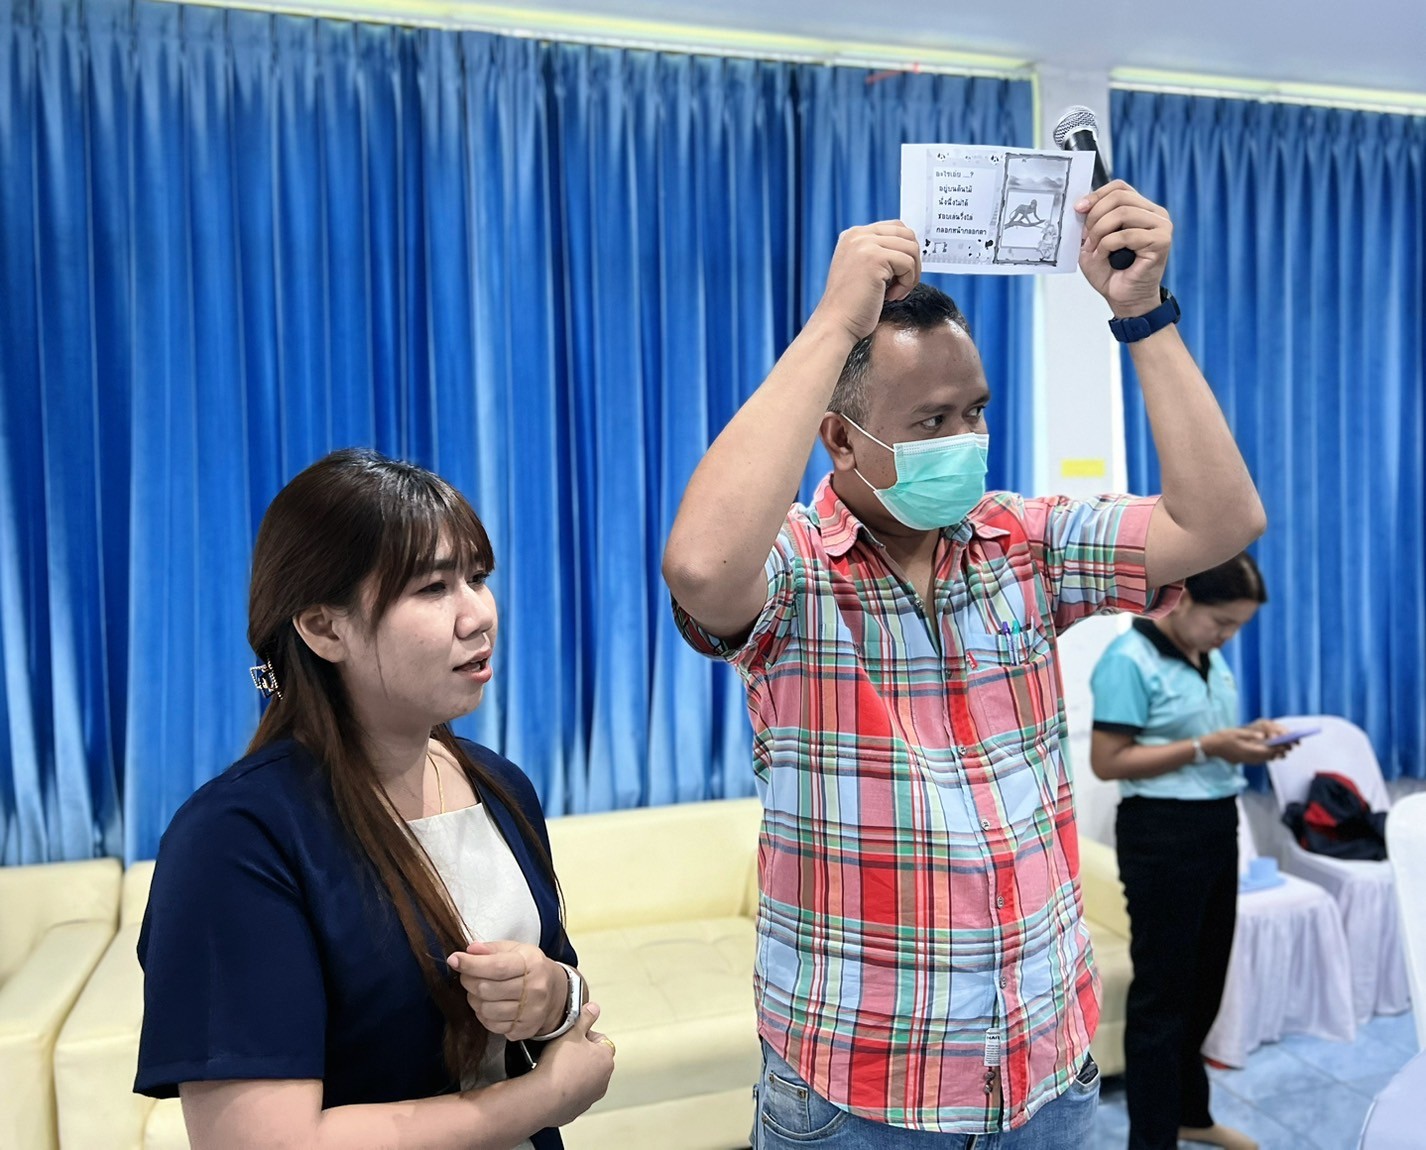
left=1070, top=130, right=1137, bottom=270
left=1090, top=150, right=1111, bottom=190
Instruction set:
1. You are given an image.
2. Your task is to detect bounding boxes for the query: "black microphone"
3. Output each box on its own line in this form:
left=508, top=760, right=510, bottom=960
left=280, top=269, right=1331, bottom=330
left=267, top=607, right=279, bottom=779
left=1053, top=105, right=1135, bottom=271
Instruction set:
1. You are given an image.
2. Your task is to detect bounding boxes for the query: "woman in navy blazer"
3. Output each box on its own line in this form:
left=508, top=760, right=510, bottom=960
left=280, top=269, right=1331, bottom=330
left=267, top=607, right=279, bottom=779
left=135, top=449, right=613, bottom=1150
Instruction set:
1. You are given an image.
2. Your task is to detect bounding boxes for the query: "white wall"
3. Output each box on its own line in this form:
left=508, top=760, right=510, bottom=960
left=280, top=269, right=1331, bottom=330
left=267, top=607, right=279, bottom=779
left=1032, top=67, right=1133, bottom=846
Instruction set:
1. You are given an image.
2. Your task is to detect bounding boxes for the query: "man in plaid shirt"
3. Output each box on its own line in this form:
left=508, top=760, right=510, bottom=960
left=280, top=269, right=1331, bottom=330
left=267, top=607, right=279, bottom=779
left=663, top=182, right=1266, bottom=1148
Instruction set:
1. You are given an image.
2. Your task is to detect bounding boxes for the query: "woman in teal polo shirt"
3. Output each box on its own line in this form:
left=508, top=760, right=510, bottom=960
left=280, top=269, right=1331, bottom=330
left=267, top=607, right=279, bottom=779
left=1089, top=552, right=1291, bottom=1150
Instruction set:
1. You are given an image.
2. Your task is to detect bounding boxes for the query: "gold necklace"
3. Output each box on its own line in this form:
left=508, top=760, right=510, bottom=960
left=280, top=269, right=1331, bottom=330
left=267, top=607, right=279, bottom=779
left=430, top=752, right=446, bottom=815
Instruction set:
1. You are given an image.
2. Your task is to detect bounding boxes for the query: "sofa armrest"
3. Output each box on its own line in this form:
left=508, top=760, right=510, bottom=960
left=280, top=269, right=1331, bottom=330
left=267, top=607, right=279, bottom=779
left=0, top=919, right=115, bottom=1150
left=54, top=924, right=154, bottom=1150
left=0, top=858, right=121, bottom=982
left=1078, top=837, right=1130, bottom=940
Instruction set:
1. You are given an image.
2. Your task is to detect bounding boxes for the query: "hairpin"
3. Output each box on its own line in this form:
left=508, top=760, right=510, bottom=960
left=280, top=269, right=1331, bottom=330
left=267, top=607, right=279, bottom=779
left=249, top=658, right=282, bottom=700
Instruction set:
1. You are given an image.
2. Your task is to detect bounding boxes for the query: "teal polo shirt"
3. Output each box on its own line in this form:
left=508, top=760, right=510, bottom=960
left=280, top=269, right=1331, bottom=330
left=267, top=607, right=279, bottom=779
left=1089, top=619, right=1246, bottom=800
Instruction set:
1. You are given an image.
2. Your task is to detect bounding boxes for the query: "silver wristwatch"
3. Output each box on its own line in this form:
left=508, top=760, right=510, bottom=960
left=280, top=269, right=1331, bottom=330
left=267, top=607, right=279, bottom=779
left=532, top=962, right=585, bottom=1041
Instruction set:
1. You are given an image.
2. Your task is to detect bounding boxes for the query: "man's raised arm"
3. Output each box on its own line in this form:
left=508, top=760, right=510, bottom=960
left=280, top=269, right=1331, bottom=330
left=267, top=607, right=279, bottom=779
left=1076, top=181, right=1267, bottom=587
left=661, top=223, right=921, bottom=638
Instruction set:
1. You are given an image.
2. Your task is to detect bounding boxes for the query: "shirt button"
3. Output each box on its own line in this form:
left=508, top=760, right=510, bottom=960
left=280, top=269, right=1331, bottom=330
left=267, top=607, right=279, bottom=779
left=996, top=896, right=1006, bottom=908
left=999, top=976, right=1008, bottom=988
left=980, top=819, right=992, bottom=831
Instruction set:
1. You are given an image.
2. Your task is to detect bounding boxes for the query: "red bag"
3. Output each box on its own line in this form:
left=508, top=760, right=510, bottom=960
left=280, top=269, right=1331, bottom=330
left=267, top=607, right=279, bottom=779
left=1281, top=772, right=1389, bottom=861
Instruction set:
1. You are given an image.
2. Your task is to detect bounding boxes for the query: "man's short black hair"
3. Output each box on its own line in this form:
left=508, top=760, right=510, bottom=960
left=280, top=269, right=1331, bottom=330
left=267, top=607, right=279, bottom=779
left=1185, top=551, right=1268, bottom=605
left=828, top=284, right=972, bottom=425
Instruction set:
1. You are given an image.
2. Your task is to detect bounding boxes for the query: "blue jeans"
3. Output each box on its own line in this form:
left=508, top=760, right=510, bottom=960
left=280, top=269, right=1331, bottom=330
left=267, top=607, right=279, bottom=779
left=753, top=1041, right=1099, bottom=1149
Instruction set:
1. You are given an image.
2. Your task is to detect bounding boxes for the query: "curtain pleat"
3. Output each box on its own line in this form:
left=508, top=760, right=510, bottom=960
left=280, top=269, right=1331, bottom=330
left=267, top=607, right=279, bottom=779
left=1113, top=89, right=1425, bottom=783
left=796, top=69, right=1035, bottom=495
left=0, top=0, right=1034, bottom=862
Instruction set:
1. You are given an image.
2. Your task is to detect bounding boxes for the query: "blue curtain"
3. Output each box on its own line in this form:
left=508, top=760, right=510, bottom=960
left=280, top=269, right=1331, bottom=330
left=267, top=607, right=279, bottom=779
left=1112, top=89, right=1426, bottom=782
left=0, top=0, right=1033, bottom=864
left=796, top=68, right=1034, bottom=495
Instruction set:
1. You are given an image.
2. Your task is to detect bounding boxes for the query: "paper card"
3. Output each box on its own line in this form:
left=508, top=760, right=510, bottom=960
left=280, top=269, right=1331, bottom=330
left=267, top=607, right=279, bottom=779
left=900, top=144, right=1095, bottom=275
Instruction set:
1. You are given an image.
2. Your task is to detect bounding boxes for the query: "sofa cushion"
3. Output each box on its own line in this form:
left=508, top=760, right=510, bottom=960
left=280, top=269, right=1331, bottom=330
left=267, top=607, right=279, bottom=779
left=574, top=916, right=760, bottom=1112
left=1086, top=925, right=1130, bottom=1077
left=548, top=799, right=761, bottom=934
left=562, top=1088, right=754, bottom=1150
left=0, top=919, right=117, bottom=1150
left=1077, top=838, right=1132, bottom=1078
left=143, top=1097, right=187, bottom=1150
left=121, top=861, right=157, bottom=929
left=1077, top=838, right=1130, bottom=941
left=54, top=922, right=154, bottom=1150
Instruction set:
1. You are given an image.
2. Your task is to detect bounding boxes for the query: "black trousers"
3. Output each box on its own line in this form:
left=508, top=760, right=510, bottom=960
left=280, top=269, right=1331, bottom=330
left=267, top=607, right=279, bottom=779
left=1115, top=795, right=1238, bottom=1150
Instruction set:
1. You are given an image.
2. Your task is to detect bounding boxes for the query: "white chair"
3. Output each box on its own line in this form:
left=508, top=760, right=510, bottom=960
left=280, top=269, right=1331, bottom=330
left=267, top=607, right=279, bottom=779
left=1385, top=793, right=1426, bottom=1050
left=1202, top=800, right=1356, bottom=1066
left=1263, top=715, right=1411, bottom=1023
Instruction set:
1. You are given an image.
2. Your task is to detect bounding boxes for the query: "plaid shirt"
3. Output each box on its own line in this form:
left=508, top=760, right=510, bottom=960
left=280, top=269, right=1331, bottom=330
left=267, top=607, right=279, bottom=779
left=674, top=477, right=1178, bottom=1133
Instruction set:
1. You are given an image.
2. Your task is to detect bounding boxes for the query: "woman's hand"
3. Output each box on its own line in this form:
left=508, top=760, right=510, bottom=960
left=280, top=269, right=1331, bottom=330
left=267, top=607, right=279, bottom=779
left=1247, top=717, right=1293, bottom=741
left=447, top=941, right=568, bottom=1042
left=1202, top=726, right=1289, bottom=765
left=531, top=1003, right=616, bottom=1127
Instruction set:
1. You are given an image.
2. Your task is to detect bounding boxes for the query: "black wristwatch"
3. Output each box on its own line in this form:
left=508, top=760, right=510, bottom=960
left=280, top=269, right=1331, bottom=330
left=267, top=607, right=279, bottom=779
left=1108, top=287, right=1180, bottom=343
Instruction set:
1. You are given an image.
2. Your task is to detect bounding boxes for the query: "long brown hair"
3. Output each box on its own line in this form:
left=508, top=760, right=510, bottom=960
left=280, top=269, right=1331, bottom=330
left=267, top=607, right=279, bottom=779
left=245, top=447, right=561, bottom=1082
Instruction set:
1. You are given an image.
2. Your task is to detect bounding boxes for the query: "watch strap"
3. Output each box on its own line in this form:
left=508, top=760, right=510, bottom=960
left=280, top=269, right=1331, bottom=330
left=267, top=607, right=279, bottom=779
left=1108, top=287, right=1180, bottom=343
left=531, top=962, right=584, bottom=1041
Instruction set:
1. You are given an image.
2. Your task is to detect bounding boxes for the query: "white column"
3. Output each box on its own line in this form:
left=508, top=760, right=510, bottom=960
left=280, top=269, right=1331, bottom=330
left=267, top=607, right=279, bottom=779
left=1032, top=66, right=1130, bottom=846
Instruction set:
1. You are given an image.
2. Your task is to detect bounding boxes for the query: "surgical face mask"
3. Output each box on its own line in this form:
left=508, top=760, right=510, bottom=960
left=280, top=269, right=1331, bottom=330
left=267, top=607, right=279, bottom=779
left=844, top=418, right=989, bottom=531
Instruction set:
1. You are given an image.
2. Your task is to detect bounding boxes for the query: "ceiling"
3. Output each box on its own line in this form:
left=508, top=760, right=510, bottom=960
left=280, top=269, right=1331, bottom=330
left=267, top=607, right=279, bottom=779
left=211, top=0, right=1426, bottom=102
left=502, top=0, right=1426, bottom=96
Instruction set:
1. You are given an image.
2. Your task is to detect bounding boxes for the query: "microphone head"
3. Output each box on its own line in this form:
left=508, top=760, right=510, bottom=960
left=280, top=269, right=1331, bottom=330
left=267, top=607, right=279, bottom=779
left=1052, top=105, right=1099, bottom=149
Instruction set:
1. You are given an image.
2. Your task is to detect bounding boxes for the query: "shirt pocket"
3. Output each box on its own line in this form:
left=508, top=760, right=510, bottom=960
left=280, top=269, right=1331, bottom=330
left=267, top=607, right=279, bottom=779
left=957, top=611, right=1057, bottom=742
left=959, top=609, right=1052, bottom=670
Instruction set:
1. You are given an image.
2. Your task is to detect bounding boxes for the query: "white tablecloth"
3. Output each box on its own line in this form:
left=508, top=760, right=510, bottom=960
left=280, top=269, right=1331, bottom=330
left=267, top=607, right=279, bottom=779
left=1359, top=1050, right=1426, bottom=1149
left=1277, top=845, right=1411, bottom=1023
left=1203, top=874, right=1356, bottom=1067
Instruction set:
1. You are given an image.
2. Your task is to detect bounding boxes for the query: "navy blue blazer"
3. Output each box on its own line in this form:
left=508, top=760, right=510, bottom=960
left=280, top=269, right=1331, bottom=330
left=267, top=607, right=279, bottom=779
left=135, top=737, right=573, bottom=1150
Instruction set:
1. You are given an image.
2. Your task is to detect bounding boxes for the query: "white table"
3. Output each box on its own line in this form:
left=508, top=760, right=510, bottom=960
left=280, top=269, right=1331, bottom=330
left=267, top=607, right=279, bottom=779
left=1359, top=1050, right=1426, bottom=1149
left=1203, top=873, right=1356, bottom=1066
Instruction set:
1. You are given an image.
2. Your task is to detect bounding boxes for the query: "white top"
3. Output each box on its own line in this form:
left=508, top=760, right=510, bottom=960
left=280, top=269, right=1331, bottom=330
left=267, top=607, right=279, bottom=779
left=410, top=801, right=542, bottom=1150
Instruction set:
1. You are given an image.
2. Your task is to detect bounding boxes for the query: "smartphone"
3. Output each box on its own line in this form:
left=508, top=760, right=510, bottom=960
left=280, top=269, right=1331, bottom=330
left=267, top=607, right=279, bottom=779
left=1263, top=727, right=1320, bottom=747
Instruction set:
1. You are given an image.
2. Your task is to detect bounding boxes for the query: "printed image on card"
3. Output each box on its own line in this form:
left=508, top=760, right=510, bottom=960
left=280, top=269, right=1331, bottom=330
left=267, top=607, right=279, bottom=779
left=995, top=153, right=1073, bottom=265
left=900, top=144, right=1094, bottom=275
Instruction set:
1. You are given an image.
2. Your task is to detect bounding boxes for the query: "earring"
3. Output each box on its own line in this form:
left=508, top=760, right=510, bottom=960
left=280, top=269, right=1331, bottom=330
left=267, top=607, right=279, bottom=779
left=249, top=658, right=282, bottom=700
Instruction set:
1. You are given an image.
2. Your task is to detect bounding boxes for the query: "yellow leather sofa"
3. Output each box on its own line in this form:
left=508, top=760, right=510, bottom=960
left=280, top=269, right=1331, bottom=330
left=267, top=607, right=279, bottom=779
left=0, top=856, right=121, bottom=1150
left=49, top=798, right=766, bottom=1150
left=547, top=797, right=764, bottom=1150
left=53, top=859, right=178, bottom=1149
left=554, top=803, right=1130, bottom=1140
left=1078, top=836, right=1132, bottom=1077
left=43, top=805, right=1127, bottom=1149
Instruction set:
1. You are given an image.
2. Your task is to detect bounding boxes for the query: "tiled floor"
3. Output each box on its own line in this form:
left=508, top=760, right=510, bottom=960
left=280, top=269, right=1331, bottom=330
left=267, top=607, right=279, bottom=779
left=1093, top=1010, right=1420, bottom=1150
